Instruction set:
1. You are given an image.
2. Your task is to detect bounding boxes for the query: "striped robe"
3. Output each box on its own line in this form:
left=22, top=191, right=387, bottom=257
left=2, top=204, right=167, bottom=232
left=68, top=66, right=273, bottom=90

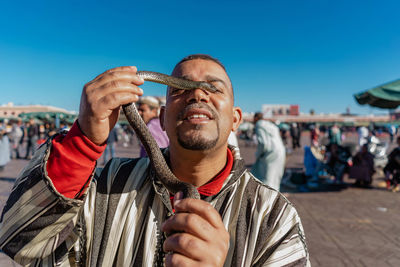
left=0, top=138, right=309, bottom=266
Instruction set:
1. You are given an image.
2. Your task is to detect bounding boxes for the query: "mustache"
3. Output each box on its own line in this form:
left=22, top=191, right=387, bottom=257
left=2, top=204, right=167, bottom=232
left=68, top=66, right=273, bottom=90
left=177, top=103, right=218, bottom=121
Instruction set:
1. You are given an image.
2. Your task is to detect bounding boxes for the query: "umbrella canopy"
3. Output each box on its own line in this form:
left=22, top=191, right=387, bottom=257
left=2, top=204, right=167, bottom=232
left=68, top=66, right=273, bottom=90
left=354, top=79, right=400, bottom=109
left=18, top=111, right=77, bottom=122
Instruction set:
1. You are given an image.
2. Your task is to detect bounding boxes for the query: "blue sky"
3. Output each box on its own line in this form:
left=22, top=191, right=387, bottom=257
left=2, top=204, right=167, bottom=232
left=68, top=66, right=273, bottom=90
left=1, top=0, right=399, bottom=115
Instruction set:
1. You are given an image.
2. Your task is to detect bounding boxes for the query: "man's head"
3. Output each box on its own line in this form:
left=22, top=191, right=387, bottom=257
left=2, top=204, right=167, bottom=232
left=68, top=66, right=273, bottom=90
left=253, top=112, right=263, bottom=124
left=361, top=143, right=369, bottom=153
left=160, top=54, right=242, bottom=152
left=137, top=96, right=160, bottom=124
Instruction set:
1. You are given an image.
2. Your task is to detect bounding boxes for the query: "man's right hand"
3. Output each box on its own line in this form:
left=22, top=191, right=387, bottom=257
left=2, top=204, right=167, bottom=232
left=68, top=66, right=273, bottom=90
left=78, top=66, right=144, bottom=145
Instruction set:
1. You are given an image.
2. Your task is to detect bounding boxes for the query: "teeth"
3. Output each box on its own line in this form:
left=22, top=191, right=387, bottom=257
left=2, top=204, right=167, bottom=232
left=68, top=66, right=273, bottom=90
left=188, top=114, right=208, bottom=119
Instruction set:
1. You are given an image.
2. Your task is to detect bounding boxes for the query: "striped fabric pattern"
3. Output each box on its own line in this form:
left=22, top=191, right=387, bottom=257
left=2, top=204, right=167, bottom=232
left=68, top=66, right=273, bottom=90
left=0, top=140, right=309, bottom=266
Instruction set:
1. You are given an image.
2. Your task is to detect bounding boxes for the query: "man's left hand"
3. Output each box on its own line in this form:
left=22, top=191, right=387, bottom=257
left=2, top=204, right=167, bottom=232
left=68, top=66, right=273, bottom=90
left=162, top=193, right=230, bottom=266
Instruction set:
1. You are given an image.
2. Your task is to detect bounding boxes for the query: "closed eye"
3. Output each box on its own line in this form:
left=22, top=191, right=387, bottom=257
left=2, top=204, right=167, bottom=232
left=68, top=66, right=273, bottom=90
left=169, top=87, right=186, bottom=96
left=208, top=80, right=225, bottom=93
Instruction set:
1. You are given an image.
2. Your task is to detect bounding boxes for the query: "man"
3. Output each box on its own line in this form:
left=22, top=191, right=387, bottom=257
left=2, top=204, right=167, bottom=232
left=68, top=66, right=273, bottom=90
left=328, top=124, right=342, bottom=145
left=137, top=96, right=169, bottom=157
left=310, top=124, right=320, bottom=147
left=24, top=118, right=39, bottom=159
left=357, top=126, right=369, bottom=147
left=251, top=112, right=286, bottom=190
left=384, top=136, right=400, bottom=191
left=0, top=125, right=10, bottom=171
left=290, top=123, right=301, bottom=150
left=0, top=55, right=309, bottom=266
left=9, top=119, right=23, bottom=159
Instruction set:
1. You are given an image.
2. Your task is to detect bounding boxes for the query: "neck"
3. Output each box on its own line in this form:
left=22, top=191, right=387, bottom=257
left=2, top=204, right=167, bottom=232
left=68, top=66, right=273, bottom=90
left=169, top=144, right=228, bottom=187
left=146, top=116, right=158, bottom=124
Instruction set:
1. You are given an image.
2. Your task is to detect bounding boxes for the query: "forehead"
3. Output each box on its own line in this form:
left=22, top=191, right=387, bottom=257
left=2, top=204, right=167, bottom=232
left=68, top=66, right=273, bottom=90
left=172, top=59, right=232, bottom=89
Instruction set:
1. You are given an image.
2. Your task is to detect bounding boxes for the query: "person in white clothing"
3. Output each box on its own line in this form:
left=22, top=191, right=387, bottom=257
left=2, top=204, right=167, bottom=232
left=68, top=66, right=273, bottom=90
left=251, top=112, right=286, bottom=190
left=227, top=131, right=239, bottom=147
left=358, top=126, right=369, bottom=147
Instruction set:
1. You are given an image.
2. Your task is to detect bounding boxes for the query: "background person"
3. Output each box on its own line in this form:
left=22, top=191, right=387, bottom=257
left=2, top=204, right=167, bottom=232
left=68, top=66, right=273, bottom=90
left=0, top=127, right=10, bottom=171
left=227, top=131, right=239, bottom=147
left=290, top=122, right=301, bottom=150
left=384, top=136, right=400, bottom=191
left=24, top=118, right=39, bottom=159
left=9, top=119, right=23, bottom=159
left=357, top=126, right=369, bottom=147
left=137, top=96, right=169, bottom=157
left=349, top=144, right=375, bottom=187
left=310, top=124, right=320, bottom=147
left=251, top=112, right=286, bottom=190
left=328, top=123, right=342, bottom=145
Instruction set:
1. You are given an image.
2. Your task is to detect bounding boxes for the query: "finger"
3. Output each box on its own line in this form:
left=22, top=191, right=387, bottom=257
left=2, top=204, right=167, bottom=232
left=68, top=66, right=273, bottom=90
left=105, top=66, right=137, bottom=74
left=163, top=232, right=207, bottom=261
left=88, top=81, right=143, bottom=102
left=100, top=91, right=141, bottom=109
left=85, top=86, right=142, bottom=118
left=162, top=213, right=214, bottom=241
left=173, top=198, right=224, bottom=229
left=92, top=66, right=138, bottom=81
left=90, top=71, right=144, bottom=89
left=164, top=251, right=198, bottom=267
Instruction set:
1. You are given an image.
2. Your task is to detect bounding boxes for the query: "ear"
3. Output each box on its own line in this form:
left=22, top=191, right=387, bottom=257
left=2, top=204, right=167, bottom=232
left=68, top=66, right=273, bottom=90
left=232, top=107, right=243, bottom=132
left=159, top=106, right=166, bottom=130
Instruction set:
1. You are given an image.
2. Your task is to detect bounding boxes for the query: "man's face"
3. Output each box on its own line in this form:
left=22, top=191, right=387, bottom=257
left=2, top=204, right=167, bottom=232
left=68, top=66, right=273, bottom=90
left=160, top=59, right=242, bottom=151
left=138, top=103, right=157, bottom=124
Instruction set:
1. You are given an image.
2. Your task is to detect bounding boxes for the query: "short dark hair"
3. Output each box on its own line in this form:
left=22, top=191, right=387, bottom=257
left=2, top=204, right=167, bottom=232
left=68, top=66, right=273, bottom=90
left=174, top=54, right=227, bottom=72
left=254, top=112, right=263, bottom=120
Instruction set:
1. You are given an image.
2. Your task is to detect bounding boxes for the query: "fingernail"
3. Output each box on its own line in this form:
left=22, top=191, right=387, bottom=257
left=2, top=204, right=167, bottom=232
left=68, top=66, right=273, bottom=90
left=174, top=191, right=183, bottom=206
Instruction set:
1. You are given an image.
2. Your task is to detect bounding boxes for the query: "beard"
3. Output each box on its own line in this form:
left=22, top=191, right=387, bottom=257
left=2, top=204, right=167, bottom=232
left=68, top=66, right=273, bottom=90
left=176, top=103, right=220, bottom=150
left=177, top=124, right=220, bottom=150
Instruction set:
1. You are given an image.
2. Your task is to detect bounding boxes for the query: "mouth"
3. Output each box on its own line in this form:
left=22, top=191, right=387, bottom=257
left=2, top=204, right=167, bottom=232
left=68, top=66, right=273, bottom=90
left=183, top=108, right=214, bottom=124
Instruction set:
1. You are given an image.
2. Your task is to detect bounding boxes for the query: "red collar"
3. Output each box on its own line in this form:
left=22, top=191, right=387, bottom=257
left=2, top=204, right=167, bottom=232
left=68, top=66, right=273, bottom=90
left=197, top=148, right=233, bottom=196
left=169, top=148, right=234, bottom=208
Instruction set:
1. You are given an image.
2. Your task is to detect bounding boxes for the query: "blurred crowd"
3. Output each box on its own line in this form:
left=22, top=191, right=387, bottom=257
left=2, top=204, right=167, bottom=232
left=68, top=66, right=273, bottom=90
left=236, top=116, right=400, bottom=192
left=2, top=112, right=400, bottom=193
left=301, top=123, right=400, bottom=192
left=0, top=117, right=137, bottom=171
left=0, top=96, right=170, bottom=171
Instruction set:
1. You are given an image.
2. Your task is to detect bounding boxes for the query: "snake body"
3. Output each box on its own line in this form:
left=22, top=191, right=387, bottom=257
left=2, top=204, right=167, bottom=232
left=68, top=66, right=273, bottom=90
left=122, top=71, right=218, bottom=200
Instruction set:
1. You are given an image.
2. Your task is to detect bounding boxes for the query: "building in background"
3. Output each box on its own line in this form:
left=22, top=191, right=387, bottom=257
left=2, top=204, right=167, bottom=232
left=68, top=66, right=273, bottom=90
left=0, top=102, right=74, bottom=119
left=262, top=104, right=299, bottom=117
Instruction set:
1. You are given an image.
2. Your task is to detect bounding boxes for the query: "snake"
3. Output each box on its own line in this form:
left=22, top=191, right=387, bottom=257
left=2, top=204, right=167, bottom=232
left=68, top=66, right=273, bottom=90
left=122, top=71, right=218, bottom=200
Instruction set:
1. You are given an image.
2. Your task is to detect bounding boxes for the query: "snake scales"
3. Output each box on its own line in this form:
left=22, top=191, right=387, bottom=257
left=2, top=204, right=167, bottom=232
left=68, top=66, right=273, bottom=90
left=122, top=71, right=218, bottom=200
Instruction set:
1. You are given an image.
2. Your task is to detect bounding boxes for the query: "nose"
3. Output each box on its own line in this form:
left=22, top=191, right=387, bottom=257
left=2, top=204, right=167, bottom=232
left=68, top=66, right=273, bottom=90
left=186, top=87, right=210, bottom=104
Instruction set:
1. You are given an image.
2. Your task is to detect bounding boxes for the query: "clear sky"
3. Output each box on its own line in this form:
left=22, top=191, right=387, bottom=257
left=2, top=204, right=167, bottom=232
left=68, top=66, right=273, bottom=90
left=1, top=0, right=399, bottom=115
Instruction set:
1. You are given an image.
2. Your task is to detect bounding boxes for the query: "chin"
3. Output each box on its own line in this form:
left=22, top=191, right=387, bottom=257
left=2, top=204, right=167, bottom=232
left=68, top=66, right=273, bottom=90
left=178, top=140, right=218, bottom=151
left=175, top=123, right=220, bottom=150
left=177, top=134, right=219, bottom=151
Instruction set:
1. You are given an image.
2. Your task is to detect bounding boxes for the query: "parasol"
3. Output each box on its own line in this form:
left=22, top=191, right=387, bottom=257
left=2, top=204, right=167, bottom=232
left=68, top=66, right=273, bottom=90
left=354, top=79, right=400, bottom=109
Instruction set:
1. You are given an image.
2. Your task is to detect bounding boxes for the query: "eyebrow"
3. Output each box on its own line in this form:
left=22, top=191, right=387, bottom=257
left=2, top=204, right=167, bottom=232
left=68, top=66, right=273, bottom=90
left=181, top=74, right=228, bottom=88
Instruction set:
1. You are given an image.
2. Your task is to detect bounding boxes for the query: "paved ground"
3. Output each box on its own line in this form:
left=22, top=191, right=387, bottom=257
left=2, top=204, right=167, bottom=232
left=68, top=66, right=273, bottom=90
left=282, top=134, right=400, bottom=267
left=1, top=134, right=400, bottom=266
